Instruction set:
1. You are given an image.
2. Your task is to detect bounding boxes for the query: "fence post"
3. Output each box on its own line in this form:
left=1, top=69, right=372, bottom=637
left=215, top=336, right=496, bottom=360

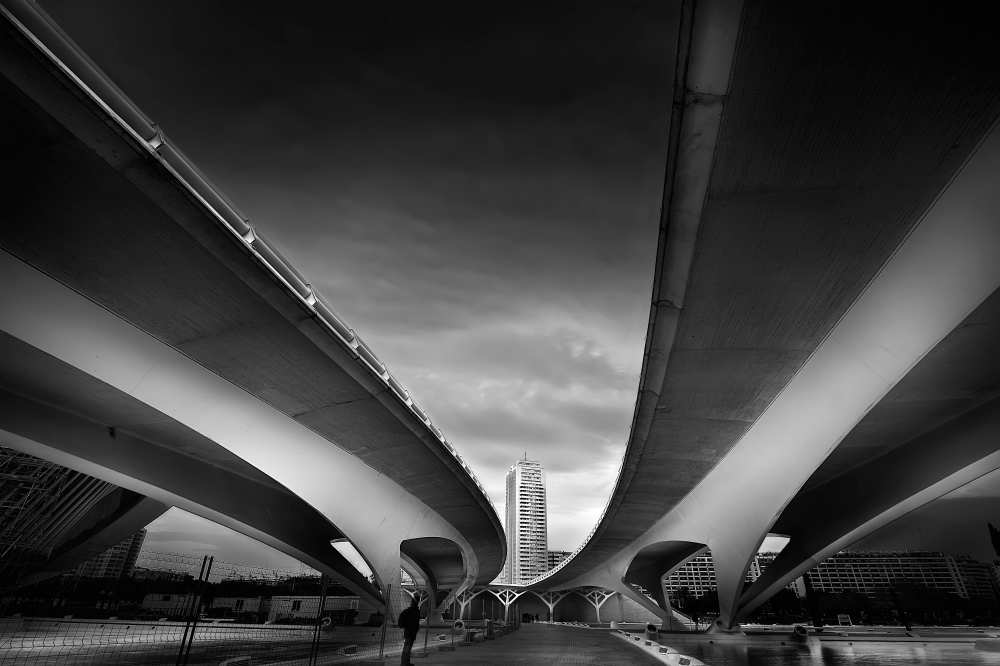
left=176, top=555, right=213, bottom=666
left=308, top=573, right=329, bottom=666
left=182, top=556, right=212, bottom=666
left=174, top=556, right=206, bottom=666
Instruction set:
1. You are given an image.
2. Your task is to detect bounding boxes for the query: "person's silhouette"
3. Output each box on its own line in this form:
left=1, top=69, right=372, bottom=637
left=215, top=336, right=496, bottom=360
left=398, top=596, right=421, bottom=666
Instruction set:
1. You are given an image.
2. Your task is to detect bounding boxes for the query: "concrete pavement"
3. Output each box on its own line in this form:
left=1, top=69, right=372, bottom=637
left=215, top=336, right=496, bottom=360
left=406, top=623, right=662, bottom=665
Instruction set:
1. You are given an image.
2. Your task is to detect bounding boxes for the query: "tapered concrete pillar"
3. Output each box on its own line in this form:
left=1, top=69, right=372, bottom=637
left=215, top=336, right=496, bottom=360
left=612, top=581, right=671, bottom=625
left=706, top=538, right=756, bottom=632
left=374, top=555, right=404, bottom=620
left=530, top=590, right=570, bottom=621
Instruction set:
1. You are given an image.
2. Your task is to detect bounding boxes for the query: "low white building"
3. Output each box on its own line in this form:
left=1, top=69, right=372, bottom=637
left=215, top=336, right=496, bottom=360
left=140, top=592, right=198, bottom=617
left=211, top=596, right=268, bottom=616
left=267, top=595, right=372, bottom=624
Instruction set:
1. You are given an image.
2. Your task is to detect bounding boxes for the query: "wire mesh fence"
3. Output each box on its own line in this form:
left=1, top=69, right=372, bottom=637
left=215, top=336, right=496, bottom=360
left=1, top=551, right=521, bottom=665
left=0, top=615, right=517, bottom=665
left=0, top=448, right=521, bottom=664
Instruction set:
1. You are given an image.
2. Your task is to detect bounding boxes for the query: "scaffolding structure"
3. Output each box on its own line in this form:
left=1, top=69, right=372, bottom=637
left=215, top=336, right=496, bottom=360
left=0, top=446, right=114, bottom=585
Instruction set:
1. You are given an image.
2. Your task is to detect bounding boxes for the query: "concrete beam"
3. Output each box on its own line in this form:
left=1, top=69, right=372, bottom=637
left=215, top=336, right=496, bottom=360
left=0, top=250, right=480, bottom=612
left=737, top=395, right=1000, bottom=618
left=0, top=391, right=380, bottom=605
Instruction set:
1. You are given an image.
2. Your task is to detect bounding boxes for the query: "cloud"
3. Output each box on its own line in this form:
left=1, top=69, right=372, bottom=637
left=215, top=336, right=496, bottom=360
left=39, top=0, right=674, bottom=565
left=42, top=0, right=1000, bottom=574
left=142, top=509, right=310, bottom=571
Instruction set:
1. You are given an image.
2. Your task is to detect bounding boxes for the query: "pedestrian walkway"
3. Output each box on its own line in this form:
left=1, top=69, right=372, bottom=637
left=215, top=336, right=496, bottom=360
left=410, top=623, right=663, bottom=665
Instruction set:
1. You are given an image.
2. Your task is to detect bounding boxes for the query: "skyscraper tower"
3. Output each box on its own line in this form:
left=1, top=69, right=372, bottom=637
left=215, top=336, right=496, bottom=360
left=502, top=457, right=547, bottom=584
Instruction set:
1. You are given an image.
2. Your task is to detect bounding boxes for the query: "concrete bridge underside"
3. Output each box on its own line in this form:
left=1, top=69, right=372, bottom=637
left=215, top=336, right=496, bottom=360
left=0, top=0, right=503, bottom=617
left=0, top=332, right=379, bottom=602
left=529, top=0, right=1000, bottom=631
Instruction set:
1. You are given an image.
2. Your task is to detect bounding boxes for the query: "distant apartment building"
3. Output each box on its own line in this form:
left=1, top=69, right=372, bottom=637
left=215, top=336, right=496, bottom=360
left=665, top=551, right=803, bottom=601
left=953, top=557, right=996, bottom=600
left=664, top=553, right=718, bottom=600
left=807, top=552, right=997, bottom=600
left=547, top=550, right=571, bottom=571
left=501, top=458, right=547, bottom=584
left=74, top=529, right=146, bottom=579
left=991, top=560, right=1000, bottom=591
left=665, top=550, right=997, bottom=603
left=141, top=592, right=197, bottom=617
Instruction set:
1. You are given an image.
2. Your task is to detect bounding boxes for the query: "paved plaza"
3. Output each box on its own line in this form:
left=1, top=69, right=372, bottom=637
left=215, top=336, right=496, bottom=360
left=410, top=624, right=662, bottom=665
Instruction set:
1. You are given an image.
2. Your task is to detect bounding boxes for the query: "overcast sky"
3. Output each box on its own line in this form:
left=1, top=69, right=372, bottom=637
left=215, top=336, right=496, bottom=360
left=39, top=1, right=1000, bottom=571
left=40, top=0, right=673, bottom=558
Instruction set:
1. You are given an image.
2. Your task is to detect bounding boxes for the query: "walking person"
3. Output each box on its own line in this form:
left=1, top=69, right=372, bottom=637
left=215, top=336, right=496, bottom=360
left=398, top=595, right=421, bottom=666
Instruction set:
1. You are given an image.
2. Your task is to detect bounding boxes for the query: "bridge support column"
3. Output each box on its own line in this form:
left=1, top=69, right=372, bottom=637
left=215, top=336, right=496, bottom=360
left=426, top=581, right=460, bottom=625
left=406, top=587, right=451, bottom=625
left=611, top=582, right=671, bottom=626
left=531, top=590, right=570, bottom=621
left=706, top=538, right=754, bottom=633
left=373, top=555, right=405, bottom=620
left=426, top=601, right=446, bottom=625
left=454, top=588, right=481, bottom=620
left=578, top=588, right=616, bottom=624
left=490, top=588, right=526, bottom=623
